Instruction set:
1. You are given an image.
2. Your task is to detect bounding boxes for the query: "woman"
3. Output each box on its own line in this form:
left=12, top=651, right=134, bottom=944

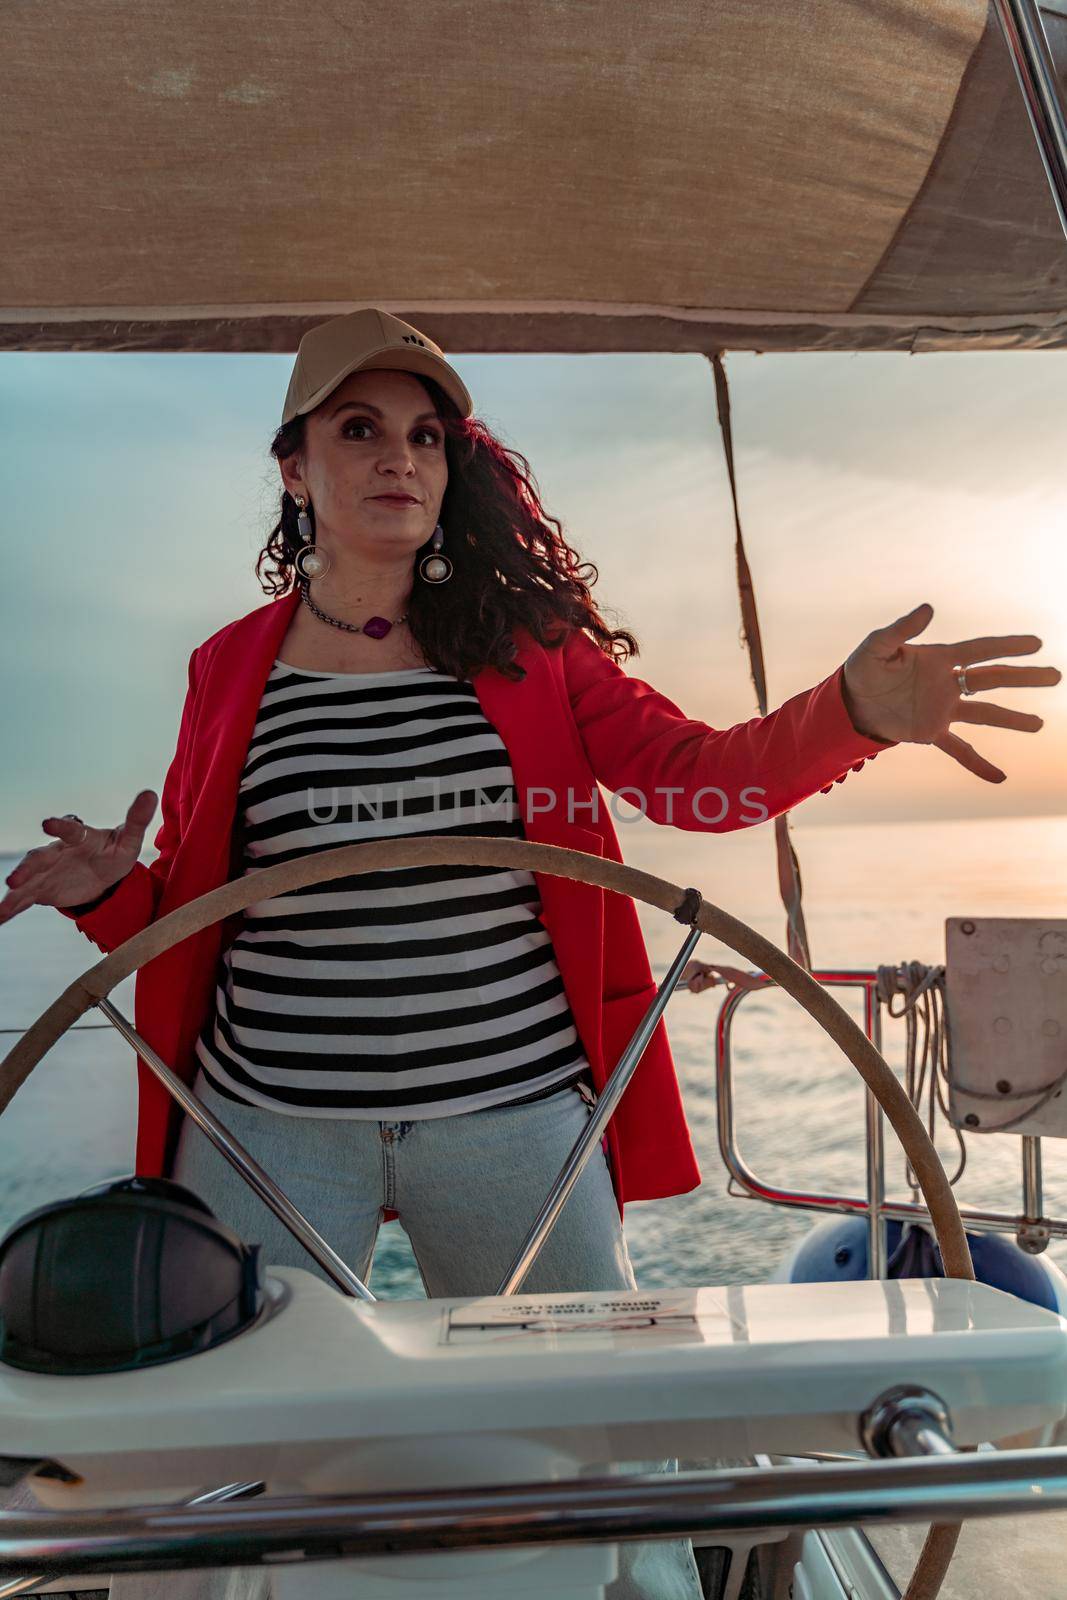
left=0, top=308, right=1058, bottom=1599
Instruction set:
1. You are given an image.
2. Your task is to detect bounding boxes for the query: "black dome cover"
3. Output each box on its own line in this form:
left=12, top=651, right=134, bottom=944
left=0, top=1176, right=262, bottom=1375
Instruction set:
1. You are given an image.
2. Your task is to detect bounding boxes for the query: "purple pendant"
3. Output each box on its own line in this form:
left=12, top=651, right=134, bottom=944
left=361, top=616, right=393, bottom=640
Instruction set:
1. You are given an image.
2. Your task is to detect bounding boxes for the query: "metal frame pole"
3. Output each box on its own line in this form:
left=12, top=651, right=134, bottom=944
left=992, top=0, right=1067, bottom=240
left=1019, top=1135, right=1050, bottom=1253
left=1022, top=1135, right=1044, bottom=1217
left=864, top=986, right=887, bottom=1279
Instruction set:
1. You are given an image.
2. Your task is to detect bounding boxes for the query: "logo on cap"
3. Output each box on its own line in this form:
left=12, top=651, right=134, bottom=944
left=402, top=335, right=429, bottom=348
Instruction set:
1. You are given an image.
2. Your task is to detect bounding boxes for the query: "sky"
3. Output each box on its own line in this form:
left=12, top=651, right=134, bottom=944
left=1, top=347, right=1064, bottom=853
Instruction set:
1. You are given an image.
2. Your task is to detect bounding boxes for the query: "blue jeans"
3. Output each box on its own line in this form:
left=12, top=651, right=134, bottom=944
left=133, top=1071, right=704, bottom=1600
left=173, top=1070, right=634, bottom=1296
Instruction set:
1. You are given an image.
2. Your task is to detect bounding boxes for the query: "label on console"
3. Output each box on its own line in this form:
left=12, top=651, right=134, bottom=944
left=444, top=1292, right=703, bottom=1343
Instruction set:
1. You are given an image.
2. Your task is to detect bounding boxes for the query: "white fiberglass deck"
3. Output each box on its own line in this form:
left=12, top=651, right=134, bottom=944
left=4, top=1276, right=1066, bottom=1510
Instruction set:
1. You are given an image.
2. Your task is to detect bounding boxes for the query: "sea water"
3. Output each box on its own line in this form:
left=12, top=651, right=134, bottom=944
left=1, top=814, right=1064, bottom=1294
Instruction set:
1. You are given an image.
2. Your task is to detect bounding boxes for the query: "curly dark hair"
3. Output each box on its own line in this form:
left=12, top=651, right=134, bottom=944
left=256, top=373, right=638, bottom=682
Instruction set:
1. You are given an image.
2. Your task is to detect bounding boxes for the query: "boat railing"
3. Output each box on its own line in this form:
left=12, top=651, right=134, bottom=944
left=710, top=968, right=1065, bottom=1277
left=6, top=1445, right=1067, bottom=1584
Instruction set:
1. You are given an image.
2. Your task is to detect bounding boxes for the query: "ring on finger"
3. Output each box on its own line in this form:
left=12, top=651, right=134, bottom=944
left=61, top=813, right=89, bottom=845
left=956, top=667, right=977, bottom=697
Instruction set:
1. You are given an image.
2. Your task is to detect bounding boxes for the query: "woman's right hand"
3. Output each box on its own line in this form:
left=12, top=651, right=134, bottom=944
left=681, top=959, right=722, bottom=994
left=0, top=790, right=159, bottom=926
left=680, top=959, right=765, bottom=994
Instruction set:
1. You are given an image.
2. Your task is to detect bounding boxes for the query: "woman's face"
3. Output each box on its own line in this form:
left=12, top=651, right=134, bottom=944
left=281, top=367, right=448, bottom=564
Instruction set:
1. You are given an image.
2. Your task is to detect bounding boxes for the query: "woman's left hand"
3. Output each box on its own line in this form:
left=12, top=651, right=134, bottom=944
left=842, top=602, right=1061, bottom=783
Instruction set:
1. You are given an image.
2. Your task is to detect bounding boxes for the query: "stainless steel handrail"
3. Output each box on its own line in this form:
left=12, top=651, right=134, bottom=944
left=0, top=1479, right=263, bottom=1598
left=5, top=1451, right=1067, bottom=1580
left=713, top=970, right=1067, bottom=1258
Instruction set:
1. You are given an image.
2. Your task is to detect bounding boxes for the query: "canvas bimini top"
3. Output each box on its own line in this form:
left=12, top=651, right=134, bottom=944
left=2, top=0, right=1067, bottom=357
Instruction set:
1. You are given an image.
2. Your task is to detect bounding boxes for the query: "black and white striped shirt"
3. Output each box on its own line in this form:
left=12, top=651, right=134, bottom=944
left=195, top=661, right=589, bottom=1117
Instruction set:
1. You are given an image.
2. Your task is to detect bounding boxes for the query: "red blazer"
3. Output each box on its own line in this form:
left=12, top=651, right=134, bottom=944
left=64, top=587, right=893, bottom=1210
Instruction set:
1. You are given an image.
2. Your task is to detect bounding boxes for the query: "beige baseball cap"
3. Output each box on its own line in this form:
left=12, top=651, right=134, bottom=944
left=281, top=308, right=474, bottom=426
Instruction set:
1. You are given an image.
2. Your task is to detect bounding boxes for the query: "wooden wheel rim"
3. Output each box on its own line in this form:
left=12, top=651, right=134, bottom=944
left=0, top=835, right=973, bottom=1281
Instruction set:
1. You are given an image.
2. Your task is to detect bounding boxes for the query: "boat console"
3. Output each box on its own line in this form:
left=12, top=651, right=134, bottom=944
left=2, top=1268, right=1065, bottom=1596
left=9, top=1267, right=1067, bottom=1496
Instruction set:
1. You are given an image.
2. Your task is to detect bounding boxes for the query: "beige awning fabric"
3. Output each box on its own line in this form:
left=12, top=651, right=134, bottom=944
left=3, top=0, right=1065, bottom=354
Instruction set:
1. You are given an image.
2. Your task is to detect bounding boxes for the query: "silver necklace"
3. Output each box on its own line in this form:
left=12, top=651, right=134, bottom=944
left=299, top=580, right=409, bottom=640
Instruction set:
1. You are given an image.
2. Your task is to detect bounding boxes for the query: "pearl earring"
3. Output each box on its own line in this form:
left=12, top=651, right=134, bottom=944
left=418, top=522, right=453, bottom=584
left=292, top=494, right=331, bottom=581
